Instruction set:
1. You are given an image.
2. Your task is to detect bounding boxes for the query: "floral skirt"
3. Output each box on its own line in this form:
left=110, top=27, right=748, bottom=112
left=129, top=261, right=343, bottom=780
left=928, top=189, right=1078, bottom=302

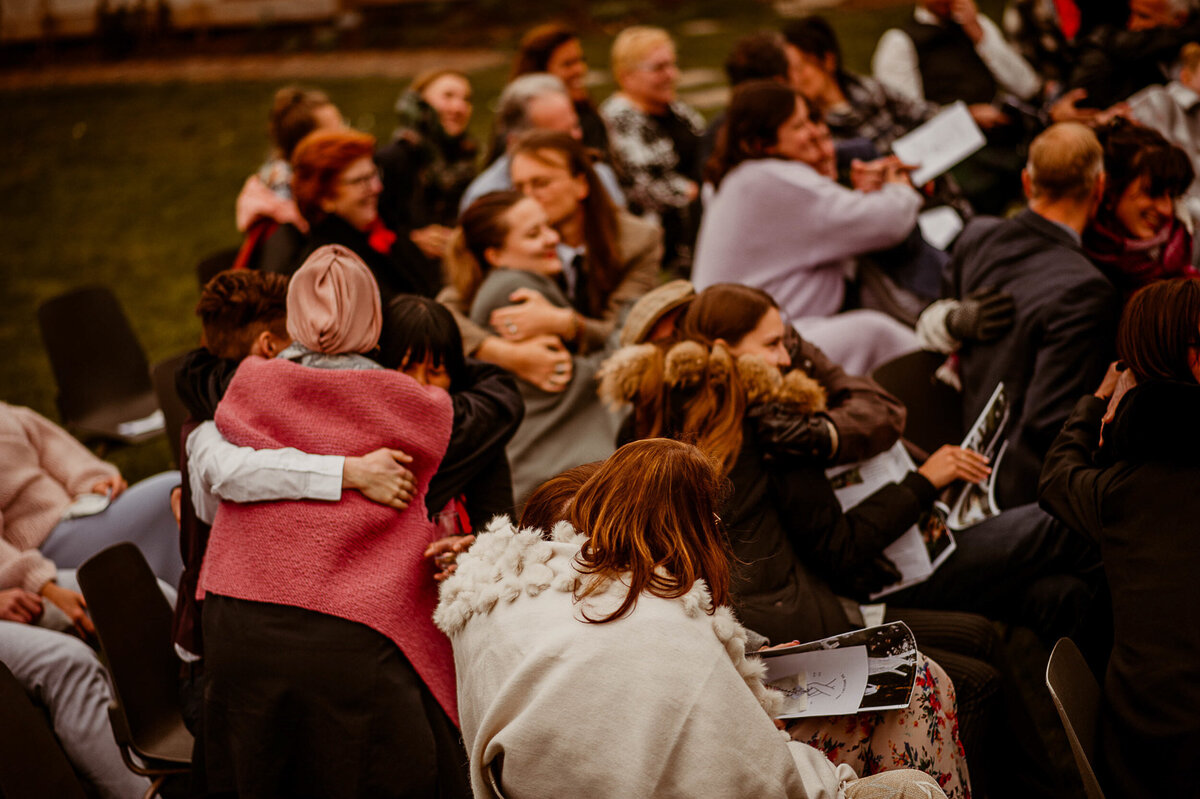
left=788, top=652, right=971, bottom=799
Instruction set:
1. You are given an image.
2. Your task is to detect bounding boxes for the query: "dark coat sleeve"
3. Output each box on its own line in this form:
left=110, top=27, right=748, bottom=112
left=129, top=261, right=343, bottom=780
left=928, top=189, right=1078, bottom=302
left=1037, top=394, right=1110, bottom=543
left=425, top=359, right=524, bottom=519
left=771, top=460, right=935, bottom=586
left=753, top=332, right=906, bottom=465
left=1019, top=276, right=1118, bottom=461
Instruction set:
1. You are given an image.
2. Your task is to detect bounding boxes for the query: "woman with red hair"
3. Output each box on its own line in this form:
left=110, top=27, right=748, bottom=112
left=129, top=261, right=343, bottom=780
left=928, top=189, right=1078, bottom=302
left=267, top=129, right=440, bottom=302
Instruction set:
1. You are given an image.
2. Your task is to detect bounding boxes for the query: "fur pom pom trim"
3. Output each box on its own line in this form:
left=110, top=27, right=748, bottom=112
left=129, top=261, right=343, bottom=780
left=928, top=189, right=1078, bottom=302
left=664, top=340, right=708, bottom=389
left=598, top=342, right=827, bottom=414
left=598, top=343, right=659, bottom=408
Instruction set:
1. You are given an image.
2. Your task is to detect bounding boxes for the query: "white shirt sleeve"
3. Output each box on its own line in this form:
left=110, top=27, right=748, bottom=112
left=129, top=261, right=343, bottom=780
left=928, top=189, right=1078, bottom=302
left=975, top=15, right=1041, bottom=101
left=185, top=421, right=344, bottom=525
left=873, top=28, right=925, bottom=102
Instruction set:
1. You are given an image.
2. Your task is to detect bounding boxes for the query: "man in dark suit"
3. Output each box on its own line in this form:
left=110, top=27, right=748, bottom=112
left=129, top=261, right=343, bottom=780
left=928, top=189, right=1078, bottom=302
left=948, top=122, right=1119, bottom=509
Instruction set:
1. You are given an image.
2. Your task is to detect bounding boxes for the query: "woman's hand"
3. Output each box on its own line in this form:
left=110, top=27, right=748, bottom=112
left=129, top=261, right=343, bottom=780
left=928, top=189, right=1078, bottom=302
left=424, top=534, right=476, bottom=582
left=851, top=157, right=917, bottom=192
left=917, top=445, right=991, bottom=489
left=489, top=289, right=575, bottom=342
left=0, top=588, right=43, bottom=624
left=482, top=335, right=573, bottom=392
left=40, top=582, right=95, bottom=638
left=344, top=448, right=416, bottom=509
left=90, top=474, right=127, bottom=500
left=410, top=225, right=452, bottom=260
left=1096, top=361, right=1137, bottom=446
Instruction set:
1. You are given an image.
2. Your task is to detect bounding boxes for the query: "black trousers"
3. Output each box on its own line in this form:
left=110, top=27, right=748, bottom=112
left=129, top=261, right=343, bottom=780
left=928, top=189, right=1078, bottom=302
left=202, top=594, right=470, bottom=799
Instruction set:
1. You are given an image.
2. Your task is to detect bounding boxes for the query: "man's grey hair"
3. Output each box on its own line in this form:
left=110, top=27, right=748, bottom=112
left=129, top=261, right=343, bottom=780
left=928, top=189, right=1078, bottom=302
left=495, top=73, right=570, bottom=140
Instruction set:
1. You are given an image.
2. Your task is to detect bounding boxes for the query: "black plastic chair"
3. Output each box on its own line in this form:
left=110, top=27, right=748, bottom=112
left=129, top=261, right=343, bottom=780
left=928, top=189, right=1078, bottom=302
left=1046, top=637, right=1106, bottom=799
left=37, top=286, right=164, bottom=446
left=78, top=544, right=192, bottom=799
left=151, top=351, right=193, bottom=468
left=195, top=247, right=239, bottom=290
left=0, top=660, right=89, bottom=799
left=869, top=350, right=964, bottom=454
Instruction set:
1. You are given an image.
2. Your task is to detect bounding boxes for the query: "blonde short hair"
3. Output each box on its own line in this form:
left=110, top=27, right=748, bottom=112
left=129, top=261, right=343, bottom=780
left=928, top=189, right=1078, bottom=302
left=1181, top=42, right=1200, bottom=74
left=611, top=26, right=674, bottom=80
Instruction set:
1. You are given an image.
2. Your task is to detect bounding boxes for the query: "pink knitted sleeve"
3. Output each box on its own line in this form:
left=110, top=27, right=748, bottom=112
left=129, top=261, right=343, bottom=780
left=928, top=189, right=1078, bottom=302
left=12, top=405, right=118, bottom=496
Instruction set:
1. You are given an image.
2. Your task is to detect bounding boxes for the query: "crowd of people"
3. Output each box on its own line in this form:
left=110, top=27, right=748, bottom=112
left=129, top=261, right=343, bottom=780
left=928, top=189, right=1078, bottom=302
left=6, top=3, right=1200, bottom=797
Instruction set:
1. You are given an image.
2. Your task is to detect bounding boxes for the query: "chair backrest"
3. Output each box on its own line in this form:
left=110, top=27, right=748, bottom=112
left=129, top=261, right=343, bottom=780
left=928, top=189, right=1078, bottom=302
left=195, top=247, right=239, bottom=289
left=0, top=660, right=89, bottom=799
left=152, top=351, right=193, bottom=468
left=869, top=350, right=964, bottom=454
left=1046, top=637, right=1106, bottom=799
left=37, top=285, right=162, bottom=442
left=78, top=543, right=193, bottom=765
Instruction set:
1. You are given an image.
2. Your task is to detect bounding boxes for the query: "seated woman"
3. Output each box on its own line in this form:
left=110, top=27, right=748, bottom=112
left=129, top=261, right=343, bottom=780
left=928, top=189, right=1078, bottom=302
left=506, top=23, right=610, bottom=155
left=605, top=282, right=1093, bottom=796
left=376, top=69, right=478, bottom=263
left=781, top=16, right=973, bottom=226
left=439, top=133, right=661, bottom=391
left=1084, top=120, right=1197, bottom=302
left=445, top=191, right=623, bottom=504
left=435, top=438, right=949, bottom=799
left=197, top=244, right=469, bottom=797
left=601, top=289, right=977, bottom=794
left=0, top=401, right=181, bottom=614
left=694, top=79, right=923, bottom=374
left=233, top=86, right=345, bottom=270
left=1039, top=277, right=1200, bottom=799
left=263, top=129, right=439, bottom=301
left=600, top=25, right=706, bottom=271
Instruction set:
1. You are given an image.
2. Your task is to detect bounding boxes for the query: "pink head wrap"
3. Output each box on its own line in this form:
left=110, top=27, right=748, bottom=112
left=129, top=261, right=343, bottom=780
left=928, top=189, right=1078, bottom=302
left=286, top=244, right=382, bottom=354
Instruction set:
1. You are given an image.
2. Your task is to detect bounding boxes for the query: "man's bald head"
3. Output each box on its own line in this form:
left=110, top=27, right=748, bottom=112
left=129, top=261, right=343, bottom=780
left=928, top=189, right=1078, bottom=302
left=1025, top=122, right=1104, bottom=203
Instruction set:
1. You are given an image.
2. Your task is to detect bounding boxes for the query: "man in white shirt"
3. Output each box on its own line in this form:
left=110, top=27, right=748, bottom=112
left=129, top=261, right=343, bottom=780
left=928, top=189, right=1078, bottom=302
left=872, top=0, right=1040, bottom=115
left=872, top=0, right=1042, bottom=213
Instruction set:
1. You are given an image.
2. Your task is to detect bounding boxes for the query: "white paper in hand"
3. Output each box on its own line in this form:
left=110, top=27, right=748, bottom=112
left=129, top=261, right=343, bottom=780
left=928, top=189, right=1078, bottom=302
left=892, top=101, right=986, bottom=187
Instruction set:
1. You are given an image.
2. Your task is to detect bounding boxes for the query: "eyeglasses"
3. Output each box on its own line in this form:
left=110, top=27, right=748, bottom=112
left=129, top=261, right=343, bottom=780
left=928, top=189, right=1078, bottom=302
left=340, top=167, right=379, bottom=190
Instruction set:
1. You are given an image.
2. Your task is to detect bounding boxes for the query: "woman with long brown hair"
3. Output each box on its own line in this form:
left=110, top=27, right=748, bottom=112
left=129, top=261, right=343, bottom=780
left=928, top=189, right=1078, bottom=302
left=601, top=282, right=1095, bottom=796
left=508, top=23, right=609, bottom=154
left=436, top=439, right=948, bottom=799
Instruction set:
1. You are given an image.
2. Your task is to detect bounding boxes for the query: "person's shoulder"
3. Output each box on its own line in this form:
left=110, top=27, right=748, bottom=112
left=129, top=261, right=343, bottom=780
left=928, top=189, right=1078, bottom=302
left=599, top=93, right=638, bottom=120
left=616, top=208, right=662, bottom=245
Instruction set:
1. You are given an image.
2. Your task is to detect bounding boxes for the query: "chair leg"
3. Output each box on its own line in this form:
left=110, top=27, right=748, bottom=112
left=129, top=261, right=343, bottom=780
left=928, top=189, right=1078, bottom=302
left=143, top=774, right=166, bottom=799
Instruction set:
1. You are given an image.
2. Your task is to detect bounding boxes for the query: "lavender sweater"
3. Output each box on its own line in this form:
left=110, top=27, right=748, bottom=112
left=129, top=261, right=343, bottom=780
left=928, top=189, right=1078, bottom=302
left=693, top=159, right=921, bottom=321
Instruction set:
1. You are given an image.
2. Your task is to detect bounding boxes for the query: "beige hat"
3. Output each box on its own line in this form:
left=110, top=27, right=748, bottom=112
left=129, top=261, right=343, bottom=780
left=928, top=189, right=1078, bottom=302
left=619, top=279, right=696, bottom=346
left=286, top=244, right=382, bottom=354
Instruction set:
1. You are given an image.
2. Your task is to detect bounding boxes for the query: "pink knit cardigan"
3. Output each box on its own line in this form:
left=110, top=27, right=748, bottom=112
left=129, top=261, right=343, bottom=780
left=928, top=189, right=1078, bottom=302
left=198, top=356, right=458, bottom=722
left=0, top=402, right=118, bottom=592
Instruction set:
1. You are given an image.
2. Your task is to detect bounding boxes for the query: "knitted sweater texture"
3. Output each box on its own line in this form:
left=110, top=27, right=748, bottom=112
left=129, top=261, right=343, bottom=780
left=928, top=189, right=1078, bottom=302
left=0, top=403, right=118, bottom=592
left=199, top=356, right=457, bottom=721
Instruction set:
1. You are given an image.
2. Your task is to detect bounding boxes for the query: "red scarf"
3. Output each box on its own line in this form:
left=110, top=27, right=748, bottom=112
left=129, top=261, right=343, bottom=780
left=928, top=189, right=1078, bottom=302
left=365, top=216, right=397, bottom=254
